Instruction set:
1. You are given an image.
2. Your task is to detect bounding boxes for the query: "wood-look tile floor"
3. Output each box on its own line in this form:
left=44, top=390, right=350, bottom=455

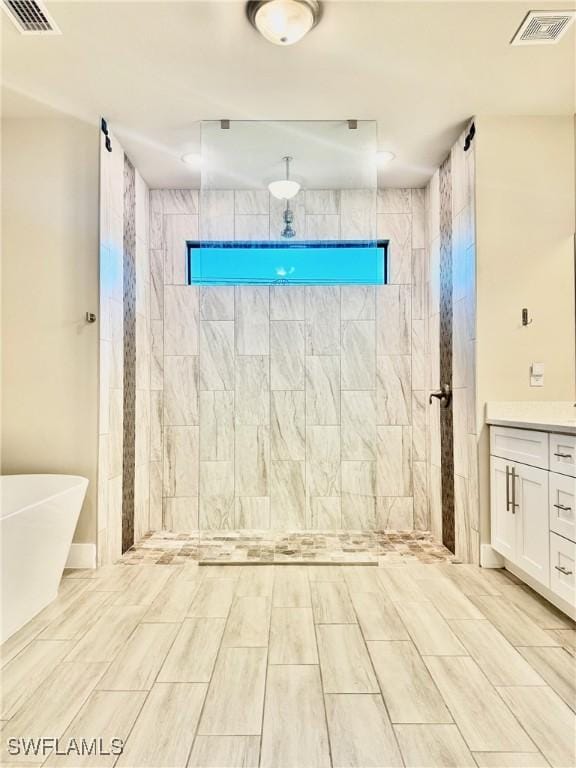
left=1, top=562, right=575, bottom=768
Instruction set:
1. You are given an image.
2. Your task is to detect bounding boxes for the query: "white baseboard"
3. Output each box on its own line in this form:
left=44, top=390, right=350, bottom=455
left=480, top=544, right=505, bottom=569
left=66, top=543, right=97, bottom=570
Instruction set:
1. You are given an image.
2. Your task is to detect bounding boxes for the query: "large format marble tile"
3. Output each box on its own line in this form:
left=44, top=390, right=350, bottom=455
left=341, top=321, right=376, bottom=390
left=411, top=189, right=426, bottom=249
left=377, top=189, right=411, bottom=214
left=377, top=355, right=411, bottom=425
left=235, top=497, right=270, bottom=529
left=340, top=189, right=377, bottom=240
left=270, top=321, right=305, bottom=390
left=305, top=286, right=340, bottom=354
left=235, top=190, right=269, bottom=215
left=149, top=190, right=164, bottom=249
left=411, top=248, right=428, bottom=321
left=164, top=286, right=199, bottom=355
left=305, top=190, right=340, bottom=214
left=271, top=390, right=305, bottom=460
left=271, top=461, right=306, bottom=529
left=200, top=190, right=234, bottom=240
left=377, top=426, right=412, bottom=497
left=308, top=497, right=342, bottom=529
left=235, top=286, right=269, bottom=355
left=305, top=356, right=340, bottom=425
left=377, top=497, right=414, bottom=530
left=163, top=189, right=199, bottom=215
left=235, top=356, right=270, bottom=425
left=270, top=286, right=305, bottom=320
left=164, top=214, right=198, bottom=285
left=341, top=391, right=377, bottom=460
left=306, top=426, right=341, bottom=498
left=149, top=462, right=162, bottom=530
left=235, top=214, right=269, bottom=241
left=341, top=286, right=376, bottom=321
left=411, top=318, right=428, bottom=390
left=376, top=285, right=411, bottom=355
left=413, top=461, right=428, bottom=530
left=151, top=319, right=164, bottom=390
left=411, top=390, right=427, bottom=462
left=163, top=355, right=199, bottom=426
left=200, top=461, right=235, bottom=529
left=235, top=426, right=270, bottom=497
left=342, top=461, right=376, bottom=529
left=163, top=426, right=199, bottom=498
left=150, top=249, right=164, bottom=321
left=378, top=213, right=412, bottom=284
left=163, top=497, right=199, bottom=531
left=200, top=321, right=235, bottom=391
left=200, top=391, right=234, bottom=462
left=200, top=287, right=234, bottom=321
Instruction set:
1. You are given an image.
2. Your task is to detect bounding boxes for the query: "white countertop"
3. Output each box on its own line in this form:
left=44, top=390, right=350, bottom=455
left=486, top=401, right=576, bottom=435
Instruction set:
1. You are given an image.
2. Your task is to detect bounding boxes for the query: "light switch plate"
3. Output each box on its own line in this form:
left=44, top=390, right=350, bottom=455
left=530, top=362, right=544, bottom=387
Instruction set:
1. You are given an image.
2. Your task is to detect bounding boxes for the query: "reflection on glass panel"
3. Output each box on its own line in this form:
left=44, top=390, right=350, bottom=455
left=188, top=240, right=387, bottom=285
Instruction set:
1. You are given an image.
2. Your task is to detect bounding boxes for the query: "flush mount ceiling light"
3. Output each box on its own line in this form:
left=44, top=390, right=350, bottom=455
left=268, top=156, right=301, bottom=200
left=247, top=0, right=321, bottom=46
left=376, top=151, right=395, bottom=167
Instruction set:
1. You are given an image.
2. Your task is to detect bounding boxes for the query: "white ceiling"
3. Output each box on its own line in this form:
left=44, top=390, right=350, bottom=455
left=2, top=0, right=575, bottom=189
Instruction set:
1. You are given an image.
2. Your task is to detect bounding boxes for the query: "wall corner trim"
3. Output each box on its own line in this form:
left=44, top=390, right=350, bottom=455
left=65, top=543, right=97, bottom=570
left=480, top=543, right=505, bottom=569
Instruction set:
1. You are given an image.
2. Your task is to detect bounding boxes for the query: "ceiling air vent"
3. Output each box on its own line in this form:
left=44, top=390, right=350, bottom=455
left=1, top=0, right=61, bottom=34
left=511, top=10, right=575, bottom=45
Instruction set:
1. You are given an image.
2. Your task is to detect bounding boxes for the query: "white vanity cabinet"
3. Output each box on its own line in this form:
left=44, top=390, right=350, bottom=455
left=490, top=425, right=576, bottom=617
left=490, top=453, right=549, bottom=585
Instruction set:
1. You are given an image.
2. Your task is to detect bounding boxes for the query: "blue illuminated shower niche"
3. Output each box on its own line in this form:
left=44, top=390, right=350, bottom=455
left=187, top=240, right=388, bottom=286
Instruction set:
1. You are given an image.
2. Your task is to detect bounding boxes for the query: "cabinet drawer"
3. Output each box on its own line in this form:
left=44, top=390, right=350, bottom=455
left=550, top=532, right=576, bottom=605
left=490, top=426, right=549, bottom=470
left=549, top=434, right=576, bottom=478
left=549, top=472, right=576, bottom=543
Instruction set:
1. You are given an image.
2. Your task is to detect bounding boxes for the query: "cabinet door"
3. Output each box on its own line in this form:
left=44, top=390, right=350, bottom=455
left=515, top=463, right=550, bottom=586
left=490, top=456, right=515, bottom=559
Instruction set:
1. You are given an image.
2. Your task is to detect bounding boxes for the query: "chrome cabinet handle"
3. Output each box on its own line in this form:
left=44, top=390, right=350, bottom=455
left=554, top=452, right=573, bottom=459
left=505, top=465, right=511, bottom=512
left=510, top=466, right=518, bottom=513
left=553, top=503, right=572, bottom=512
left=554, top=565, right=574, bottom=576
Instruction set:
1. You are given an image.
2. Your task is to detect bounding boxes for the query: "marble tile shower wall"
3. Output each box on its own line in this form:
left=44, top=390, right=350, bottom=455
left=99, top=133, right=151, bottom=565
left=149, top=188, right=428, bottom=532
left=426, top=125, right=478, bottom=562
left=134, top=171, right=152, bottom=543
left=98, top=132, right=125, bottom=565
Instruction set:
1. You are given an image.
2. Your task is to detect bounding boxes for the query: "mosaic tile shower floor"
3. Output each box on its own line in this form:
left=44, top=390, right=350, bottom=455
left=122, top=530, right=459, bottom=565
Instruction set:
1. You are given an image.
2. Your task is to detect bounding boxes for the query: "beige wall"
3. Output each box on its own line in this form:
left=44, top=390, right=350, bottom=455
left=1, top=116, right=100, bottom=543
left=475, top=115, right=576, bottom=544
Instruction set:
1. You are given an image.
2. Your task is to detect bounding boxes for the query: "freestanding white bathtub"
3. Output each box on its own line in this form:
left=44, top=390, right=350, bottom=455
left=1, top=474, right=88, bottom=642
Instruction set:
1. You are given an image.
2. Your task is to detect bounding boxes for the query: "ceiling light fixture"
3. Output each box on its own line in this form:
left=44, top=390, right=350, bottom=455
left=247, top=0, right=321, bottom=46
left=268, top=156, right=301, bottom=200
left=376, top=151, right=395, bottom=167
